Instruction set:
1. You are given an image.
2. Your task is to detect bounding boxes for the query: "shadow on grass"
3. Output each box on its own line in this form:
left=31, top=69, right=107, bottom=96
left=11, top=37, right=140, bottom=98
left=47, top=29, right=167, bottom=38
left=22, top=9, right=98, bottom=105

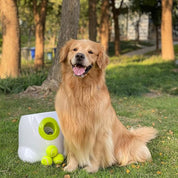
left=106, top=61, right=178, bottom=96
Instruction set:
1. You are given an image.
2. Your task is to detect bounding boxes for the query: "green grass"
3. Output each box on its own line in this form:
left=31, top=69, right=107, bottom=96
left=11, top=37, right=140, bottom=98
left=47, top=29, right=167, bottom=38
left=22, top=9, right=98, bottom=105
left=0, top=56, right=178, bottom=177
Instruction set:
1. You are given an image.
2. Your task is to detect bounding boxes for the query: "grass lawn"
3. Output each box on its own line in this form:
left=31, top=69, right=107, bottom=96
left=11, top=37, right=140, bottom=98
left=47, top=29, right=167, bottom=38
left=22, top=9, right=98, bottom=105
left=0, top=55, right=178, bottom=177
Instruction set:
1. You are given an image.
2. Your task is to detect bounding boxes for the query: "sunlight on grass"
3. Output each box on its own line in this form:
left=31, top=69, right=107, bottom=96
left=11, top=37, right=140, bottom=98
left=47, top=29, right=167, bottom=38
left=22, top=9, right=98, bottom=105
left=106, top=55, right=178, bottom=96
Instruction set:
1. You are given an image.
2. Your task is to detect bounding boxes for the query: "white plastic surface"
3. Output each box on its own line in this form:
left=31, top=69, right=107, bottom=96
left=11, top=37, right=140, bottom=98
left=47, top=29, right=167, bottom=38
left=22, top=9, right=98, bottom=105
left=18, top=111, right=64, bottom=163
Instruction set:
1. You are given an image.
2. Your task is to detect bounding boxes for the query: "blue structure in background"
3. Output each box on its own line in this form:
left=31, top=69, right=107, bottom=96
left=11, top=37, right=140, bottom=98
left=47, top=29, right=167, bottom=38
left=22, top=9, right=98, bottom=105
left=30, top=47, right=35, bottom=59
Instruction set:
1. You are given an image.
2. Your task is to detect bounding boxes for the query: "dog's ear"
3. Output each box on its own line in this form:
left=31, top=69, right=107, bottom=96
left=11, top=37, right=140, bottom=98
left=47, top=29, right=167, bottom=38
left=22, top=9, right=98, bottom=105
left=60, top=39, right=74, bottom=63
left=97, top=46, right=109, bottom=69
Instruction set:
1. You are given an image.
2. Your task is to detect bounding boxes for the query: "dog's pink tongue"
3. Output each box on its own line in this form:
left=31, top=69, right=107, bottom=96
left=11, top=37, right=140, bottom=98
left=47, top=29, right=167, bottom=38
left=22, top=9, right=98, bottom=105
left=73, top=66, right=85, bottom=76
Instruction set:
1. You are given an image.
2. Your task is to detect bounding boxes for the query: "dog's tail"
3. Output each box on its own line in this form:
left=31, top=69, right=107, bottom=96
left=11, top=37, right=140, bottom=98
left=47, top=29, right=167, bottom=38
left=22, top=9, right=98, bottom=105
left=130, top=127, right=158, bottom=143
left=116, top=127, right=158, bottom=166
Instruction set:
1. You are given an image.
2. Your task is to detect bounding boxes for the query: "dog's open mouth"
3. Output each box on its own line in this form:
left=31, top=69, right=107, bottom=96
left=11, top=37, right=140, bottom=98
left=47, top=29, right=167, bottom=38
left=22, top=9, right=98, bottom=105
left=71, top=63, right=92, bottom=77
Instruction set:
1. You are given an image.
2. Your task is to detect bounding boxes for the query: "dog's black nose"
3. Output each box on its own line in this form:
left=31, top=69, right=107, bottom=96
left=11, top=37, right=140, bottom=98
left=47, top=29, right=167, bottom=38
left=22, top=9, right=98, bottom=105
left=75, top=53, right=85, bottom=61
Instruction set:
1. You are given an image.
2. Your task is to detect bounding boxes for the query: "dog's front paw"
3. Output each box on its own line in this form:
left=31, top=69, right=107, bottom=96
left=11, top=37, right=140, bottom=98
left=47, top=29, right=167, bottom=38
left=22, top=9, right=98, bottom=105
left=64, top=164, right=78, bottom=172
left=84, top=165, right=99, bottom=173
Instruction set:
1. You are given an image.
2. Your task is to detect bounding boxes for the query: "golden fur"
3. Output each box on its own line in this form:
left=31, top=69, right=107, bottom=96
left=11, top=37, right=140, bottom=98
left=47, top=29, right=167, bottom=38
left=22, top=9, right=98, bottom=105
left=55, top=39, right=157, bottom=173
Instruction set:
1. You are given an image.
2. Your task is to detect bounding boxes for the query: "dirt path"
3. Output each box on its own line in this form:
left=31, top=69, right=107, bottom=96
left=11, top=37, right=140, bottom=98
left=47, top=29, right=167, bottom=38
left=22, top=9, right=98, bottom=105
left=124, top=41, right=178, bottom=56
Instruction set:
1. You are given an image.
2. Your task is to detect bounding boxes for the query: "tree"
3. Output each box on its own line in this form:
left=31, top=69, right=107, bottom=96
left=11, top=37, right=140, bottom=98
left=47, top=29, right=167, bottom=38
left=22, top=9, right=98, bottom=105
left=40, top=0, right=80, bottom=91
left=33, top=0, right=48, bottom=69
left=78, top=0, right=88, bottom=39
left=110, top=0, right=124, bottom=56
left=88, top=0, right=97, bottom=41
left=100, top=0, right=110, bottom=53
left=161, top=0, right=175, bottom=60
left=0, top=0, right=20, bottom=78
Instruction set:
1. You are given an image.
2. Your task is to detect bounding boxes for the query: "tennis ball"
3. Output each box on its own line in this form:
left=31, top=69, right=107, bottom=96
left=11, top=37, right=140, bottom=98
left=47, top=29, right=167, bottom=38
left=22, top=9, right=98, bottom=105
left=41, top=156, right=53, bottom=166
left=46, top=145, right=58, bottom=157
left=53, top=153, right=64, bottom=164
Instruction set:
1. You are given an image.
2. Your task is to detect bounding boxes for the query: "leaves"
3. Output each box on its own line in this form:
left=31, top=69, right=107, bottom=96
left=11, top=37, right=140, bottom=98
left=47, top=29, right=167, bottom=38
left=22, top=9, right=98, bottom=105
left=157, top=171, right=161, bottom=175
left=64, top=175, right=70, bottom=178
left=126, top=169, right=130, bottom=174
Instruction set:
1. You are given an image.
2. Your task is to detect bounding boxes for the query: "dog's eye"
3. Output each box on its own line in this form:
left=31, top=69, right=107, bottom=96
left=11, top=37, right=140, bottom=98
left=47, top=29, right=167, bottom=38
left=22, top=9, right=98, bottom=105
left=73, top=48, right=78, bottom=51
left=88, top=50, right=93, bottom=54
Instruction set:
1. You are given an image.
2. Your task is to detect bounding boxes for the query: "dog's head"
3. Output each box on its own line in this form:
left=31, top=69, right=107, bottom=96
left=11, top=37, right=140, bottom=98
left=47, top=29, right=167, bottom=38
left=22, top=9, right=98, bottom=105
left=60, top=39, right=109, bottom=78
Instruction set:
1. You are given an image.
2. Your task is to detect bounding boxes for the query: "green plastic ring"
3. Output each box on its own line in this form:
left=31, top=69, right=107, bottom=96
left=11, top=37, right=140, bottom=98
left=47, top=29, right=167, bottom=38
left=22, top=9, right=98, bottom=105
left=39, top=117, right=60, bottom=140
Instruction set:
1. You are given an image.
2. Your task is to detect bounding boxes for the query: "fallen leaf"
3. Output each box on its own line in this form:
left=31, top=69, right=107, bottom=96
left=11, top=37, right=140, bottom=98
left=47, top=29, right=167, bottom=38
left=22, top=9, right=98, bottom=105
left=157, top=171, right=161, bottom=175
left=168, top=130, right=173, bottom=135
left=62, top=163, right=66, bottom=168
left=56, top=164, right=60, bottom=168
left=164, top=116, right=167, bottom=119
left=131, top=164, right=136, bottom=168
left=12, top=119, right=17, bottom=123
left=158, top=119, right=162, bottom=123
left=126, top=169, right=130, bottom=174
left=64, top=175, right=70, bottom=178
left=110, top=169, right=114, bottom=174
left=136, top=165, right=140, bottom=169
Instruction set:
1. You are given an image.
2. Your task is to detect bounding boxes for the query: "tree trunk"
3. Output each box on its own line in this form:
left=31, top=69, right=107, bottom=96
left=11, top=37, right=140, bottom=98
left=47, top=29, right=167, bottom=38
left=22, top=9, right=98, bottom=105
left=161, top=0, right=175, bottom=60
left=100, top=0, right=110, bottom=53
left=113, top=14, right=120, bottom=56
left=33, top=0, right=47, bottom=69
left=89, top=0, right=97, bottom=41
left=111, top=0, right=124, bottom=56
left=155, top=25, right=159, bottom=51
left=41, top=0, right=80, bottom=91
left=135, top=13, right=141, bottom=45
left=0, top=0, right=20, bottom=78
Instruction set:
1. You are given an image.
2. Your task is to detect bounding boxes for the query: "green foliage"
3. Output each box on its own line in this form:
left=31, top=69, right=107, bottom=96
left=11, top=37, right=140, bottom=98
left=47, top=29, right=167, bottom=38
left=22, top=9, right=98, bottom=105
left=131, top=0, right=161, bottom=26
left=18, top=0, right=62, bottom=47
left=45, top=0, right=62, bottom=44
left=0, top=70, right=48, bottom=94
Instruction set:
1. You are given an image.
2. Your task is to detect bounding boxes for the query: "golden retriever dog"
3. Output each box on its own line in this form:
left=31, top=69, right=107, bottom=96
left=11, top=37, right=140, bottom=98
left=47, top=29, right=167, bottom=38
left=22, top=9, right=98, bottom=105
left=55, top=39, right=157, bottom=173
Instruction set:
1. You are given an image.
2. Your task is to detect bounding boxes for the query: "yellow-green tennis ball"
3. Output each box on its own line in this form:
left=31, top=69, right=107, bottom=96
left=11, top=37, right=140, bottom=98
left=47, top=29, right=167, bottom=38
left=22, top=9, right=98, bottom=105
left=53, top=154, right=64, bottom=164
left=46, top=145, right=58, bottom=157
left=41, top=156, right=53, bottom=166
